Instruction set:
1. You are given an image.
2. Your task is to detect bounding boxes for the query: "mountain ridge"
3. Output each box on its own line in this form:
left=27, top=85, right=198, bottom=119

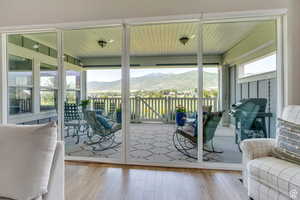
left=87, top=70, right=218, bottom=91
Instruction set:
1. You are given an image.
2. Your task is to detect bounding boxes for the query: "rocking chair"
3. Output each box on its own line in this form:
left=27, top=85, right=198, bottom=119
left=84, top=110, right=121, bottom=151
left=173, top=112, right=223, bottom=160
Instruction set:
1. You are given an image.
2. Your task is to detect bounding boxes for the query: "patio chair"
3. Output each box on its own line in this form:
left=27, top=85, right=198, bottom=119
left=84, top=110, right=121, bottom=151
left=64, top=102, right=89, bottom=144
left=173, top=112, right=223, bottom=160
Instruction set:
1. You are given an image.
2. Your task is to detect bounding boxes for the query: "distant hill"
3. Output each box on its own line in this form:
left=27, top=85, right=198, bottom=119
left=87, top=70, right=218, bottom=92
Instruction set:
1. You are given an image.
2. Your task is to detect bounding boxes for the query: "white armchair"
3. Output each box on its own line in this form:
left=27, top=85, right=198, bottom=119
left=241, top=105, right=300, bottom=200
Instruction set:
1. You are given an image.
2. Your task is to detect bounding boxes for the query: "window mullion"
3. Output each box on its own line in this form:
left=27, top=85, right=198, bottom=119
left=33, top=57, right=40, bottom=113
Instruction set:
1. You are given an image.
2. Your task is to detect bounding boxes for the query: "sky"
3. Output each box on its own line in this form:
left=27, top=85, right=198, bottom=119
left=87, top=67, right=218, bottom=82
left=243, top=53, right=276, bottom=76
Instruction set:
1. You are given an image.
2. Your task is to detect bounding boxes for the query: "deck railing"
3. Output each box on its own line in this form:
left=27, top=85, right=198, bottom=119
left=88, top=96, right=217, bottom=123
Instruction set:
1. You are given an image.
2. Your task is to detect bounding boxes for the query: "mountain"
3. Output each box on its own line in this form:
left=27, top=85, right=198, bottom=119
left=87, top=70, right=218, bottom=92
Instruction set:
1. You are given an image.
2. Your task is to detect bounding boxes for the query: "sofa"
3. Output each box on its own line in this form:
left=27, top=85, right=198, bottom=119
left=43, top=141, right=65, bottom=200
left=241, top=105, right=300, bottom=200
left=0, top=123, right=64, bottom=200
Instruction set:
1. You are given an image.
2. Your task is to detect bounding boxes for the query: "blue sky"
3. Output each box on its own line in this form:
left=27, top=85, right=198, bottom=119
left=87, top=67, right=218, bottom=82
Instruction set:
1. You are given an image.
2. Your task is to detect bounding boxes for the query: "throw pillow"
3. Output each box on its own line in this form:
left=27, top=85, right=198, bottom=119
left=0, top=122, right=57, bottom=200
left=272, top=118, right=300, bottom=165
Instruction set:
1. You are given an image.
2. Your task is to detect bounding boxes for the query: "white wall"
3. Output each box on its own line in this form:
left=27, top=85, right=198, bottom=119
left=287, top=0, right=300, bottom=105
left=0, top=0, right=288, bottom=26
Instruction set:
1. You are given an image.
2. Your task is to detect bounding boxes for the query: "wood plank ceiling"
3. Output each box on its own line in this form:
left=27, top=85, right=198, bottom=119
left=26, top=21, right=269, bottom=59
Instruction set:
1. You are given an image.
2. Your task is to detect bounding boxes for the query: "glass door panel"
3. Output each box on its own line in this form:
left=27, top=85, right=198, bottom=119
left=63, top=26, right=123, bottom=160
left=202, top=20, right=277, bottom=163
left=128, top=22, right=200, bottom=164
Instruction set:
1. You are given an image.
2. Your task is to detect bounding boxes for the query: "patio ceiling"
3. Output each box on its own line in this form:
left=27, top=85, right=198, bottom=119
left=26, top=20, right=272, bottom=59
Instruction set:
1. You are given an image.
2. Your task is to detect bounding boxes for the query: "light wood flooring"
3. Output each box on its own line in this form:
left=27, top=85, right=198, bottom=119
left=65, top=161, right=248, bottom=200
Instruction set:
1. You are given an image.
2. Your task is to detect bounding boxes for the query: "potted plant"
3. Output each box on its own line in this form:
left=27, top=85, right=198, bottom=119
left=80, top=99, right=90, bottom=111
left=176, top=105, right=186, bottom=126
left=116, top=106, right=122, bottom=123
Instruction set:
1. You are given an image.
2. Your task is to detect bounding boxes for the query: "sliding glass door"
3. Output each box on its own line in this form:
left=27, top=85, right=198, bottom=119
left=202, top=19, right=278, bottom=164
left=63, top=26, right=123, bottom=161
left=2, top=13, right=283, bottom=169
left=127, top=22, right=202, bottom=164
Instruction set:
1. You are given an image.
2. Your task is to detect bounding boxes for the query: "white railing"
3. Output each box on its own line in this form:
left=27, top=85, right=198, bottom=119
left=89, top=96, right=218, bottom=123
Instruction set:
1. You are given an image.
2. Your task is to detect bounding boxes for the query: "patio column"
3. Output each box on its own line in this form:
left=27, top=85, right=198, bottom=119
left=220, top=65, right=231, bottom=127
left=81, top=70, right=87, bottom=100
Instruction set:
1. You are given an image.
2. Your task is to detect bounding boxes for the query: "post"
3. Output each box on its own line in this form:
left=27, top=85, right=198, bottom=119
left=135, top=96, right=141, bottom=122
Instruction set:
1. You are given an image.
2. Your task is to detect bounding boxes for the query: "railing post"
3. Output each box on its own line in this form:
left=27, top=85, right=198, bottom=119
left=167, top=96, right=171, bottom=123
left=214, top=98, right=217, bottom=112
left=135, top=96, right=141, bottom=123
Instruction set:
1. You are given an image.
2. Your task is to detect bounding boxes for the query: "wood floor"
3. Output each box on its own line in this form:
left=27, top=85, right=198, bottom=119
left=65, top=161, right=248, bottom=200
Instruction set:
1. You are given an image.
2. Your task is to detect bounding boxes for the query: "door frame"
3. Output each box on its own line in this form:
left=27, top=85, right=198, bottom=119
left=0, top=8, right=287, bottom=170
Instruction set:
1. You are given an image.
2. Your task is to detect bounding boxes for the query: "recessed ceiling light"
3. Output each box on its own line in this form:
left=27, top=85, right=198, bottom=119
left=190, top=34, right=196, bottom=39
left=108, top=39, right=114, bottom=43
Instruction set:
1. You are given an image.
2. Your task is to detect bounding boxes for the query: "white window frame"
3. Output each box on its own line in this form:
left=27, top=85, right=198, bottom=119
left=39, top=63, right=58, bottom=112
left=7, top=54, right=34, bottom=115
left=238, top=52, right=277, bottom=79
left=65, top=70, right=81, bottom=104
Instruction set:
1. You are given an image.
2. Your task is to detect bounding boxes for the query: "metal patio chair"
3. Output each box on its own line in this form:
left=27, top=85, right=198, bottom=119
left=64, top=102, right=89, bottom=144
left=173, top=112, right=223, bottom=160
left=84, top=110, right=121, bottom=151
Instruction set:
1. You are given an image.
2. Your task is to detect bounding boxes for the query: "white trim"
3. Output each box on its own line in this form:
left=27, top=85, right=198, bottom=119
left=238, top=71, right=276, bottom=84
left=276, top=16, right=286, bottom=116
left=203, top=9, right=287, bottom=23
left=33, top=58, right=41, bottom=113
left=197, top=21, right=204, bottom=162
left=0, top=34, right=8, bottom=123
left=80, top=71, right=87, bottom=100
left=121, top=24, right=130, bottom=163
left=226, top=41, right=275, bottom=65
left=57, top=31, right=65, bottom=141
left=0, top=9, right=287, bottom=33
left=65, top=156, right=242, bottom=171
left=8, top=111, right=57, bottom=124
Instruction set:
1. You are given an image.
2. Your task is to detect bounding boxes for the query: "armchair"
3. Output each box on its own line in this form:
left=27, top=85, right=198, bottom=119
left=241, top=105, right=300, bottom=200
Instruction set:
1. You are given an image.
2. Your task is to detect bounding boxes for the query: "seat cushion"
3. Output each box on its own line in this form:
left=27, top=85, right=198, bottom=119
left=248, top=156, right=300, bottom=198
left=0, top=122, right=57, bottom=200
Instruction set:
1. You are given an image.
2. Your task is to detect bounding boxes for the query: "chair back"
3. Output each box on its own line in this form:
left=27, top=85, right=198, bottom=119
left=85, top=110, right=105, bottom=133
left=203, top=112, right=223, bottom=144
left=64, top=103, right=81, bottom=122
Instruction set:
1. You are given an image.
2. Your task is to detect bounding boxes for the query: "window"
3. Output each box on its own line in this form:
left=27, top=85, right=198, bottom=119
left=40, top=63, right=58, bottom=111
left=66, top=70, right=81, bottom=104
left=240, top=53, right=276, bottom=78
left=8, top=55, right=33, bottom=115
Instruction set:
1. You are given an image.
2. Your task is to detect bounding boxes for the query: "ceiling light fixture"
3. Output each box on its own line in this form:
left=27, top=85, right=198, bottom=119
left=98, top=40, right=108, bottom=48
left=98, top=39, right=114, bottom=48
left=179, top=36, right=190, bottom=45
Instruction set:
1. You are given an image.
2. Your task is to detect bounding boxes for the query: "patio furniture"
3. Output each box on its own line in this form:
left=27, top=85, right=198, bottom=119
left=230, top=98, right=272, bottom=147
left=84, top=110, right=121, bottom=151
left=173, top=111, right=223, bottom=160
left=64, top=102, right=89, bottom=144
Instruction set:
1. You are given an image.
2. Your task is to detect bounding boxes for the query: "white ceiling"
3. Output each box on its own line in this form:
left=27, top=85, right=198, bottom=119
left=26, top=21, right=270, bottom=58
